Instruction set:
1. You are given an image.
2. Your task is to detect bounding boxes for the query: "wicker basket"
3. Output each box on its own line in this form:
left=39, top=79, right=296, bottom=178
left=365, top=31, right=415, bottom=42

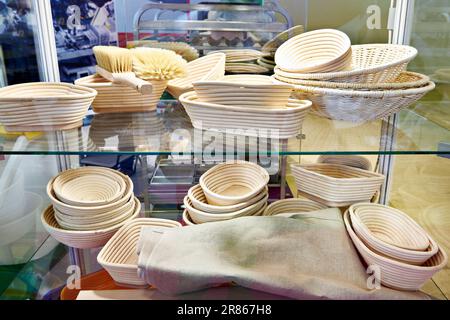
left=291, top=163, right=385, bottom=207
left=167, top=53, right=226, bottom=99
left=0, top=82, right=96, bottom=131
left=274, top=44, right=418, bottom=83
left=275, top=29, right=352, bottom=73
left=274, top=71, right=430, bottom=90
left=264, top=199, right=328, bottom=216
left=41, top=198, right=140, bottom=249
left=75, top=75, right=166, bottom=113
left=97, top=218, right=181, bottom=287
left=179, top=92, right=312, bottom=139
left=344, top=210, right=448, bottom=291
left=317, top=155, right=372, bottom=171
left=226, top=63, right=270, bottom=74
left=290, top=78, right=435, bottom=122
left=210, top=49, right=262, bottom=63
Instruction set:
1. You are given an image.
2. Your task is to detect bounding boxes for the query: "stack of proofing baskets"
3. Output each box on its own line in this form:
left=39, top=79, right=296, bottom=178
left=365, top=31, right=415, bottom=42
left=273, top=29, right=435, bottom=122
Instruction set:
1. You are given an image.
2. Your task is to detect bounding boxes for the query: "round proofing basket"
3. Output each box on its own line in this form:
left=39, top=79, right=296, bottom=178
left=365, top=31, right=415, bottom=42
left=225, top=63, right=270, bottom=74
left=275, top=29, right=352, bottom=73
left=182, top=209, right=196, bottom=226
left=193, top=76, right=294, bottom=108
left=0, top=82, right=96, bottom=131
left=188, top=184, right=268, bottom=214
left=52, top=167, right=127, bottom=207
left=199, top=161, right=269, bottom=206
left=290, top=80, right=435, bottom=122
left=264, top=198, right=328, bottom=216
left=184, top=194, right=268, bottom=224
left=97, top=218, right=181, bottom=287
left=47, top=171, right=134, bottom=217
left=54, top=196, right=137, bottom=231
left=167, top=53, right=226, bottom=99
left=75, top=75, right=163, bottom=113
left=41, top=197, right=141, bottom=249
left=344, top=210, right=448, bottom=291
left=274, top=71, right=430, bottom=90
left=349, top=204, right=438, bottom=265
left=209, top=49, right=262, bottom=63
left=274, top=44, right=418, bottom=83
left=179, top=91, right=312, bottom=139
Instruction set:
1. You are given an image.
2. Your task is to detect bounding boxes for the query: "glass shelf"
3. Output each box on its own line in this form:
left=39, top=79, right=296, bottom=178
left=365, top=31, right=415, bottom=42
left=0, top=100, right=449, bottom=156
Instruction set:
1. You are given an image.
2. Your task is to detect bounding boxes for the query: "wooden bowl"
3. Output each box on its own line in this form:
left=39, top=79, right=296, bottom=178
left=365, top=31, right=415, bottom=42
left=184, top=194, right=268, bottom=224
left=41, top=197, right=141, bottom=249
left=167, top=53, right=226, bottom=99
left=275, top=29, right=352, bottom=73
left=349, top=203, right=437, bottom=265
left=199, top=161, right=269, bottom=206
left=193, top=75, right=294, bottom=109
left=291, top=163, right=385, bottom=207
left=97, top=218, right=181, bottom=287
left=52, top=167, right=127, bottom=207
left=188, top=184, right=268, bottom=214
left=75, top=75, right=165, bottom=113
left=0, top=82, right=96, bottom=131
left=344, top=210, right=447, bottom=291
left=47, top=170, right=134, bottom=217
left=263, top=198, right=328, bottom=216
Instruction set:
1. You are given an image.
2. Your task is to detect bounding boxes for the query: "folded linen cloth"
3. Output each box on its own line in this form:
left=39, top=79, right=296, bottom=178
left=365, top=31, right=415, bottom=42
left=136, top=208, right=429, bottom=300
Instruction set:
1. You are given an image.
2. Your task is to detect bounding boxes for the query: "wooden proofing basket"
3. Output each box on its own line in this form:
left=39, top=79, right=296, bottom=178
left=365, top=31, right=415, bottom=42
left=75, top=75, right=166, bottom=113
left=291, top=163, right=385, bottom=207
left=264, top=199, right=328, bottom=216
left=97, top=218, right=181, bottom=287
left=179, top=91, right=312, bottom=139
left=0, top=82, right=96, bottom=131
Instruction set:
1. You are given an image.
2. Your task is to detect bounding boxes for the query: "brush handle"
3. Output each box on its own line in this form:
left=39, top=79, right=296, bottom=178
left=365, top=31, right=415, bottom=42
left=115, top=73, right=153, bottom=95
left=96, top=66, right=153, bottom=95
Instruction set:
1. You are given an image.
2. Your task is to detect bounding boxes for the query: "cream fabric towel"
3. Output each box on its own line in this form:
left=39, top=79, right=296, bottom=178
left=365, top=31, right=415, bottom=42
left=137, top=209, right=429, bottom=300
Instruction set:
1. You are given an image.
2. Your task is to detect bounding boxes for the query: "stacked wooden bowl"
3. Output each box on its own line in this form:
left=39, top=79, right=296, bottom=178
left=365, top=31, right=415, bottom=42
left=75, top=75, right=165, bottom=113
left=290, top=163, right=385, bottom=207
left=180, top=75, right=312, bottom=139
left=167, top=53, right=226, bottom=99
left=209, top=49, right=268, bottom=74
left=272, top=29, right=433, bottom=122
left=183, top=161, right=270, bottom=225
left=0, top=82, right=96, bottom=132
left=344, top=203, right=447, bottom=291
left=42, top=167, right=140, bottom=249
left=98, top=218, right=181, bottom=287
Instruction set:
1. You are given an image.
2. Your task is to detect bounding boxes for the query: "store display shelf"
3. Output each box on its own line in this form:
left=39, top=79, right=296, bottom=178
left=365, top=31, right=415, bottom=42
left=0, top=101, right=448, bottom=157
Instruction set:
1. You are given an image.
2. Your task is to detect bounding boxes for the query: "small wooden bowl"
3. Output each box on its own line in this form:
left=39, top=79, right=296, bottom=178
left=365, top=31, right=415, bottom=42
left=52, top=167, right=127, bottom=207
left=184, top=193, right=268, bottom=224
left=41, top=197, right=141, bottom=249
left=199, top=161, right=269, bottom=206
left=344, top=210, right=447, bottom=291
left=97, top=218, right=181, bottom=287
left=188, top=184, right=268, bottom=214
left=275, top=29, right=351, bottom=73
left=264, top=198, right=328, bottom=216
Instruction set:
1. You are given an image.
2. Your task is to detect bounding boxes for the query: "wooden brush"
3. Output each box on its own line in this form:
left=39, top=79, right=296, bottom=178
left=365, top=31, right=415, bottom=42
left=131, top=48, right=188, bottom=81
left=93, top=46, right=153, bottom=95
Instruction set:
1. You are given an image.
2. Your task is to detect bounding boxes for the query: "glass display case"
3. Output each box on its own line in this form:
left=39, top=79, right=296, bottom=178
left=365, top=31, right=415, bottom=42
left=0, top=0, right=448, bottom=300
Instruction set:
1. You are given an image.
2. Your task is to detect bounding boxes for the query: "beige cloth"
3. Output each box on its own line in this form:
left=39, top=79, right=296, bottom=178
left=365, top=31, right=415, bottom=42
left=137, top=209, right=429, bottom=300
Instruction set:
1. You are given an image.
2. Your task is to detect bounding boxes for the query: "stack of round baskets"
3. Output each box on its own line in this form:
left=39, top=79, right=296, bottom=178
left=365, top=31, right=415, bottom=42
left=273, top=28, right=435, bottom=122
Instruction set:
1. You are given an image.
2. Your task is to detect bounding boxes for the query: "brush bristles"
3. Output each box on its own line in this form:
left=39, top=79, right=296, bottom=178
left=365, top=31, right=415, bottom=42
left=127, top=40, right=199, bottom=62
left=93, top=46, right=133, bottom=73
left=132, top=48, right=188, bottom=81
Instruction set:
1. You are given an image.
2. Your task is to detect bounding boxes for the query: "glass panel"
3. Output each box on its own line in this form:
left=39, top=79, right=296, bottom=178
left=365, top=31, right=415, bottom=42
left=408, top=0, right=450, bottom=133
left=0, top=0, right=41, bottom=86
